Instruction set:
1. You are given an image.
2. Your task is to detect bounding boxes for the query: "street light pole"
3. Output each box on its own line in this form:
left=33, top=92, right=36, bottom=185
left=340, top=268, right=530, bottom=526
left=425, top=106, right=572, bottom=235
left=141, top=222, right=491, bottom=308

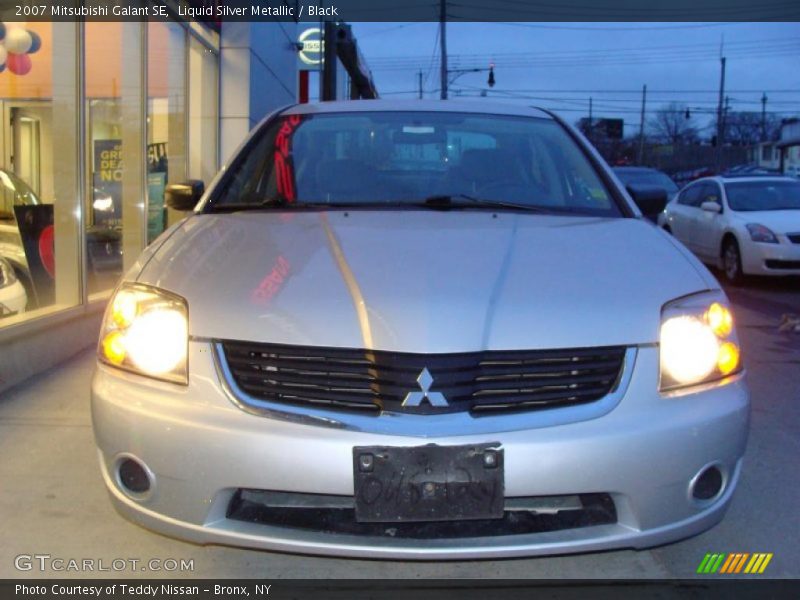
left=439, top=0, right=448, bottom=100
left=761, top=92, right=768, bottom=141
left=638, top=84, right=647, bottom=164
left=716, top=56, right=726, bottom=170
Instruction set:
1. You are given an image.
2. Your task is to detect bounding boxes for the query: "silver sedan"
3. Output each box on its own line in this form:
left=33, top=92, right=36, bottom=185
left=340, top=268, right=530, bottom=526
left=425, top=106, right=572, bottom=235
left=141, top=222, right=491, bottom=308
left=92, top=101, right=749, bottom=559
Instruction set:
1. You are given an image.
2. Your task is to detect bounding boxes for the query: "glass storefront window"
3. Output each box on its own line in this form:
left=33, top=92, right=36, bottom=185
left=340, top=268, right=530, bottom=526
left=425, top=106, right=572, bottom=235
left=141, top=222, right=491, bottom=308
left=147, top=21, right=187, bottom=244
left=0, top=19, right=218, bottom=328
left=85, top=22, right=145, bottom=297
left=188, top=35, right=219, bottom=190
left=0, top=22, right=81, bottom=326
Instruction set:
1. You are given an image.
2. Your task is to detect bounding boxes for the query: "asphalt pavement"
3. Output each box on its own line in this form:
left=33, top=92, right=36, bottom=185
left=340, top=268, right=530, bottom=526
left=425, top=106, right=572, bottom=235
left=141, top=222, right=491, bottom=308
left=0, top=273, right=797, bottom=579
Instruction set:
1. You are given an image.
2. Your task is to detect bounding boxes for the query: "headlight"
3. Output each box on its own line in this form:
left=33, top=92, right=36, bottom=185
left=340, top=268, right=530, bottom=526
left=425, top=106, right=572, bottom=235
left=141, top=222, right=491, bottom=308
left=98, top=283, right=188, bottom=384
left=660, top=291, right=742, bottom=392
left=746, top=223, right=778, bottom=244
left=0, top=258, right=17, bottom=288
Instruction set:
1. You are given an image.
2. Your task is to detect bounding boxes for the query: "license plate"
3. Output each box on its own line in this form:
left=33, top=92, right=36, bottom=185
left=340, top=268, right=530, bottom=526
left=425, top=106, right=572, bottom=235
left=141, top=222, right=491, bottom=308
left=353, top=443, right=504, bottom=523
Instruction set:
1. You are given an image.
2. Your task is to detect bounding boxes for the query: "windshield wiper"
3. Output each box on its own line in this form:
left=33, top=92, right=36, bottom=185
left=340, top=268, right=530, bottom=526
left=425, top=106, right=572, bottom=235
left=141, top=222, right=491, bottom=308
left=209, top=194, right=585, bottom=214
left=420, top=194, right=555, bottom=213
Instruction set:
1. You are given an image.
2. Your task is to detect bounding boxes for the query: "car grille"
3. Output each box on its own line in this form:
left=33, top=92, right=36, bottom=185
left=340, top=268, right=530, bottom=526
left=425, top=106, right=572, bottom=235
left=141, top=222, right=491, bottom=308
left=220, top=341, right=626, bottom=415
left=226, top=489, right=617, bottom=539
left=765, top=259, right=800, bottom=270
left=787, top=233, right=800, bottom=244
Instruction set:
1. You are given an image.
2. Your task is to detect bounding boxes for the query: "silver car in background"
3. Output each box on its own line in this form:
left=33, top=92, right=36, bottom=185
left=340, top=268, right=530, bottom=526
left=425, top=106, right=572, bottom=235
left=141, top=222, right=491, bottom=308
left=92, top=101, right=749, bottom=559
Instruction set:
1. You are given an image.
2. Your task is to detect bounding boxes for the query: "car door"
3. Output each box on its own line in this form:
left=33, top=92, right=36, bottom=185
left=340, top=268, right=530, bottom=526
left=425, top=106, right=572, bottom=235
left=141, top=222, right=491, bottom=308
left=692, top=181, right=725, bottom=261
left=668, top=182, right=703, bottom=249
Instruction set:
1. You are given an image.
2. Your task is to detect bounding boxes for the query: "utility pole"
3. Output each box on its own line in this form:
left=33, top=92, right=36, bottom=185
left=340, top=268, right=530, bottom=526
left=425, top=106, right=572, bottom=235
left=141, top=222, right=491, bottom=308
left=715, top=56, right=726, bottom=170
left=638, top=84, right=647, bottom=164
left=761, top=92, right=768, bottom=141
left=724, top=95, right=730, bottom=147
left=588, top=97, right=593, bottom=128
left=418, top=71, right=423, bottom=99
left=439, top=0, right=448, bottom=99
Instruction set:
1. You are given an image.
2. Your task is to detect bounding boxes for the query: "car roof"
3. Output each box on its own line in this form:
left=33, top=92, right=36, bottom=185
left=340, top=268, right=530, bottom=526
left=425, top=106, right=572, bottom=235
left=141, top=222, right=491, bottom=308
left=711, top=175, right=797, bottom=184
left=612, top=166, right=664, bottom=173
left=282, top=99, right=554, bottom=119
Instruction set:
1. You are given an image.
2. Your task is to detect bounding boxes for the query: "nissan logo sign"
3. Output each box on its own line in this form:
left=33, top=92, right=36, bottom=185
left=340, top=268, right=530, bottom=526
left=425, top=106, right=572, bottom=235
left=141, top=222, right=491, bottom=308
left=298, top=28, right=323, bottom=66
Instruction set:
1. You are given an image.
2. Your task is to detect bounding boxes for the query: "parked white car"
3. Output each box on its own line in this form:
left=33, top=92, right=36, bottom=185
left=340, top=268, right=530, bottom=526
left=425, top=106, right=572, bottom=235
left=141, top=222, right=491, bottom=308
left=660, top=176, right=800, bottom=284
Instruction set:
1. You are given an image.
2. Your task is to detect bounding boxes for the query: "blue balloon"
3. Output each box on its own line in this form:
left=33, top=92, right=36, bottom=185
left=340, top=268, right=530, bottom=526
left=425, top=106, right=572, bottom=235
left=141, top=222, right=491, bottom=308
left=27, top=31, right=41, bottom=54
left=0, top=64, right=5, bottom=73
left=0, top=23, right=5, bottom=42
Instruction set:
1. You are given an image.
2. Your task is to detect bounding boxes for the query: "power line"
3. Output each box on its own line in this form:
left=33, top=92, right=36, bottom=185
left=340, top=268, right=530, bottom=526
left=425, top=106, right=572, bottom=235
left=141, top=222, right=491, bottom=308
left=423, top=25, right=440, bottom=89
left=367, top=36, right=799, bottom=59
left=432, top=89, right=800, bottom=94
left=371, top=50, right=800, bottom=71
left=368, top=36, right=800, bottom=63
left=491, top=22, right=785, bottom=31
left=480, top=0, right=798, bottom=13
left=447, top=88, right=797, bottom=112
left=368, top=44, right=800, bottom=71
left=449, top=3, right=800, bottom=17
left=356, top=23, right=426, bottom=38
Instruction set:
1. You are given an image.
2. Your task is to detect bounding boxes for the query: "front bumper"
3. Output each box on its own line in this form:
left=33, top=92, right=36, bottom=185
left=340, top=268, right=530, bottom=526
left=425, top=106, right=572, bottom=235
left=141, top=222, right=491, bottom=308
left=740, top=237, right=800, bottom=276
left=91, top=342, right=749, bottom=559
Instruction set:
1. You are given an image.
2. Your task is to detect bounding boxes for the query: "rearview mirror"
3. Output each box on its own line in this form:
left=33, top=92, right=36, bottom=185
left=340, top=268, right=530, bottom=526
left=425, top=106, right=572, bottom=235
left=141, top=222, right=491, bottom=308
left=701, top=201, right=722, bottom=213
left=165, top=180, right=204, bottom=211
left=626, top=184, right=668, bottom=219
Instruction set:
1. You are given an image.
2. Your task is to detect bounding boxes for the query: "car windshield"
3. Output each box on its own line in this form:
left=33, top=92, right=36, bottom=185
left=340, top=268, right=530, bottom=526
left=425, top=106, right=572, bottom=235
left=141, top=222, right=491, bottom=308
left=725, top=180, right=800, bottom=212
left=210, top=111, right=621, bottom=217
left=616, top=170, right=678, bottom=194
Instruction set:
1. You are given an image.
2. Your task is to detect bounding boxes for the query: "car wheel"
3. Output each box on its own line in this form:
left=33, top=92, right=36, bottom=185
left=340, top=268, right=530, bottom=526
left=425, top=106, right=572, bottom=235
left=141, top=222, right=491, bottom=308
left=722, top=238, right=744, bottom=286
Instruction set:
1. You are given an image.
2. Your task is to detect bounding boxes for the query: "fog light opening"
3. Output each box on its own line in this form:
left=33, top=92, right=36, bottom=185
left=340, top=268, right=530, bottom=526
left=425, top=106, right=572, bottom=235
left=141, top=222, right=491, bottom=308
left=118, top=457, right=152, bottom=495
left=691, top=465, right=724, bottom=502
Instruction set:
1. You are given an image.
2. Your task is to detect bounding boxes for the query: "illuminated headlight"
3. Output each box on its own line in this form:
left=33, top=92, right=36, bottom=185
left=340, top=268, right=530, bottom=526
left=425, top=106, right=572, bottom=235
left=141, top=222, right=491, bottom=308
left=98, top=283, right=188, bottom=384
left=660, top=291, right=742, bottom=392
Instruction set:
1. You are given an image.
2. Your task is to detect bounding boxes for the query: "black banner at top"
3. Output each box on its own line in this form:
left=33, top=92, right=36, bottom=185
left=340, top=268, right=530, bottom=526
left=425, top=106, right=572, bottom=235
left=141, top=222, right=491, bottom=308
left=0, top=0, right=798, bottom=23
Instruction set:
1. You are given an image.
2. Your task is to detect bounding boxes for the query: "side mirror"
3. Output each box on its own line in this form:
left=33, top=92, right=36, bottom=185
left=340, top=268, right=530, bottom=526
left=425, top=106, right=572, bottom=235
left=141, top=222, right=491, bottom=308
left=626, top=184, right=668, bottom=219
left=701, top=200, right=722, bottom=213
left=165, top=180, right=204, bottom=211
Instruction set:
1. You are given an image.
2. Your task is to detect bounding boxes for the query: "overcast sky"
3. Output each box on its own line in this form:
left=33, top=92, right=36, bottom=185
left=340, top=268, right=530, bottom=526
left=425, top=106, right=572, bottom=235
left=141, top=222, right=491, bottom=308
left=349, top=22, right=800, bottom=137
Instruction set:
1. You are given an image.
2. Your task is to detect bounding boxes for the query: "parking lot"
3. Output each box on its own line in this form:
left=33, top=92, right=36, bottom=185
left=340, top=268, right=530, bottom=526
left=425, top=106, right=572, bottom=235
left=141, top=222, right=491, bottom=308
left=1, top=274, right=797, bottom=579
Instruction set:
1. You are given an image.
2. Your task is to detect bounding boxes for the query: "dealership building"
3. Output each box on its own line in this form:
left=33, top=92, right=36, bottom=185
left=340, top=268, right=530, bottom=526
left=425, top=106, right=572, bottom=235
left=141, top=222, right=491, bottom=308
left=0, top=15, right=375, bottom=392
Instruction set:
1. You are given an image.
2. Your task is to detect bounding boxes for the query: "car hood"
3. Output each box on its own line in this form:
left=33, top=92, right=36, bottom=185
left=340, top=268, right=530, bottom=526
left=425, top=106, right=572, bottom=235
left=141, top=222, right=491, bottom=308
left=730, top=209, right=800, bottom=234
left=137, top=211, right=710, bottom=352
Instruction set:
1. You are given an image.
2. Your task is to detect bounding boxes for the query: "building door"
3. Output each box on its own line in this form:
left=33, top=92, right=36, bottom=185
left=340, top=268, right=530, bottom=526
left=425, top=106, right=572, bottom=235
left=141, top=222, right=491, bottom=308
left=4, top=102, right=52, bottom=200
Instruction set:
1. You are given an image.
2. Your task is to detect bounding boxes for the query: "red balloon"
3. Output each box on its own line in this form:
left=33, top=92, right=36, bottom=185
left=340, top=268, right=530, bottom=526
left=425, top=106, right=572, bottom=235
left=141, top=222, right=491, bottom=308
left=7, top=53, right=32, bottom=76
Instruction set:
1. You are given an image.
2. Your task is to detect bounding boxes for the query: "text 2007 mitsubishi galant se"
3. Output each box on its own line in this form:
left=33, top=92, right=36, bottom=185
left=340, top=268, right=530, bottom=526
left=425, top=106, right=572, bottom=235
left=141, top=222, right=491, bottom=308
left=91, top=101, right=749, bottom=559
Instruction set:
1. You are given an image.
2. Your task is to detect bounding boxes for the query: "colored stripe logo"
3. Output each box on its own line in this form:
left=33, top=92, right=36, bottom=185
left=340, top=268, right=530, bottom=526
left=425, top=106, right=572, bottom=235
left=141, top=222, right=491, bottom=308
left=697, top=553, right=773, bottom=574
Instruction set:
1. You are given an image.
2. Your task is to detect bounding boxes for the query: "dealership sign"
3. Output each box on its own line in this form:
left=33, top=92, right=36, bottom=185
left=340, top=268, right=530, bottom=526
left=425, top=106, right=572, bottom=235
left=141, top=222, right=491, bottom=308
left=298, top=28, right=322, bottom=67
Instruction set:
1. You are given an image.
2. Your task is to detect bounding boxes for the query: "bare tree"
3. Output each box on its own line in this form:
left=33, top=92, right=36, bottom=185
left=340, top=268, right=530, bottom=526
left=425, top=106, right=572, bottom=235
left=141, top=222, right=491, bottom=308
left=716, top=111, right=781, bottom=146
left=649, top=102, right=699, bottom=145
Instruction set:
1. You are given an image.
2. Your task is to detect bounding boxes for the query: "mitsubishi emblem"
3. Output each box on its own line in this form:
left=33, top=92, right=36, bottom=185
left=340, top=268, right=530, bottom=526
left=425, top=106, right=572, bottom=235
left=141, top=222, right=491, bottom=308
left=402, top=368, right=449, bottom=407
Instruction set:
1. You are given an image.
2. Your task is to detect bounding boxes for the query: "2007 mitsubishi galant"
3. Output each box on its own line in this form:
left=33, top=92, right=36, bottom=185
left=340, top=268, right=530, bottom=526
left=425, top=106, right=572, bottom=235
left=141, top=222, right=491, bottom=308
left=91, top=101, right=749, bottom=559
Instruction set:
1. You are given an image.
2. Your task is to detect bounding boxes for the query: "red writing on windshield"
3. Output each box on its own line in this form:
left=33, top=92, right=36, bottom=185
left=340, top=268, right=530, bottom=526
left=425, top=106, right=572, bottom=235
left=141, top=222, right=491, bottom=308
left=274, top=114, right=301, bottom=203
